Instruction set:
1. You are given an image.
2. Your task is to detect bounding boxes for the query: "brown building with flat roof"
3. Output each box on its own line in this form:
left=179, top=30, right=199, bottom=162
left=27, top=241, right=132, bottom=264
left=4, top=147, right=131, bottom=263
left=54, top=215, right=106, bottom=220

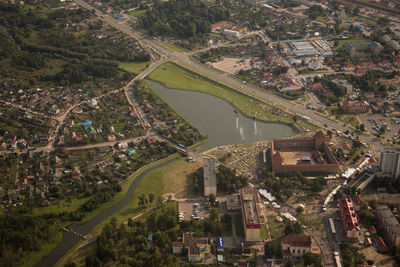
left=270, top=130, right=339, bottom=173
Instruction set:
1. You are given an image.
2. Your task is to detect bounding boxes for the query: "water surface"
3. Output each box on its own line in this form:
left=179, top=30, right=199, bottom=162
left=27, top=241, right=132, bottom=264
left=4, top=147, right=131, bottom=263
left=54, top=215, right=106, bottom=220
left=149, top=80, right=295, bottom=148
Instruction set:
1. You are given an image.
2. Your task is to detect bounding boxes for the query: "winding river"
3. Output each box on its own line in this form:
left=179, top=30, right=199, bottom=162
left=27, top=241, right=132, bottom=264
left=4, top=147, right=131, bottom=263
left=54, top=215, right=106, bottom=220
left=36, top=80, right=294, bottom=266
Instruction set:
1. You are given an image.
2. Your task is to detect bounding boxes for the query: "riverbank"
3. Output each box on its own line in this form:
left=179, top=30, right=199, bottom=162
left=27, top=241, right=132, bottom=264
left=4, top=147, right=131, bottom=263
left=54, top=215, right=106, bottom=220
left=147, top=62, right=318, bottom=133
left=56, top=154, right=203, bottom=266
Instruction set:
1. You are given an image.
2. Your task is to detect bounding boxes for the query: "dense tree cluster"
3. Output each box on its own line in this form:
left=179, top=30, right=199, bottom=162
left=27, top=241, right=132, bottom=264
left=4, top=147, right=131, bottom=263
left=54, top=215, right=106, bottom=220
left=263, top=172, right=326, bottom=200
left=0, top=3, right=146, bottom=87
left=141, top=0, right=229, bottom=38
left=74, top=206, right=185, bottom=266
left=0, top=213, right=59, bottom=267
left=216, top=165, right=248, bottom=194
left=340, top=243, right=365, bottom=267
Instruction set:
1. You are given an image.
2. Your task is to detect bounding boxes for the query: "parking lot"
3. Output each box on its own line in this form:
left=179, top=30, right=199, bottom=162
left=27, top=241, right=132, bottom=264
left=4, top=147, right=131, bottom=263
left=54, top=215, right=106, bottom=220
left=358, top=113, right=400, bottom=144
left=178, top=200, right=210, bottom=221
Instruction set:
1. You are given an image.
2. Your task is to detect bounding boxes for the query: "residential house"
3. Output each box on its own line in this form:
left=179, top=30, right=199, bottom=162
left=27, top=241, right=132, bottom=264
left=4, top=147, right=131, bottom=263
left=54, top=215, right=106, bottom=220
left=343, top=64, right=355, bottom=72
left=72, top=167, right=81, bottom=179
left=358, top=62, right=375, bottom=70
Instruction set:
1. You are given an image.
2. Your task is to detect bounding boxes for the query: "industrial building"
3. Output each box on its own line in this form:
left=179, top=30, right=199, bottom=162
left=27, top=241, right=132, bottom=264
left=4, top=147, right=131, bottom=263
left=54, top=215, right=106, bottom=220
left=379, top=150, right=400, bottom=181
left=240, top=187, right=261, bottom=242
left=291, top=41, right=320, bottom=57
left=339, top=198, right=361, bottom=241
left=376, top=205, right=400, bottom=247
left=289, top=38, right=332, bottom=57
left=203, top=157, right=217, bottom=197
left=345, top=41, right=383, bottom=55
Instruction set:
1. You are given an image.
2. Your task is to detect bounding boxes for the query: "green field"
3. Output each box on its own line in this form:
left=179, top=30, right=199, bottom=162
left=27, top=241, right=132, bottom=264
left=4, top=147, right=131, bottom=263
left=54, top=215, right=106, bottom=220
left=267, top=217, right=286, bottom=239
left=87, top=154, right=205, bottom=234
left=148, top=62, right=316, bottom=131
left=336, top=39, right=367, bottom=49
left=127, top=9, right=147, bottom=17
left=337, top=114, right=360, bottom=128
left=119, top=61, right=150, bottom=74
left=260, top=224, right=268, bottom=239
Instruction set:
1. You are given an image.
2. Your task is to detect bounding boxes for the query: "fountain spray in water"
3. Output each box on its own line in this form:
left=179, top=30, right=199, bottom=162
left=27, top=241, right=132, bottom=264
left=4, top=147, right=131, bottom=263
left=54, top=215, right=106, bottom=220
left=236, top=116, right=239, bottom=129
left=240, top=127, right=244, bottom=140
left=254, top=121, right=257, bottom=135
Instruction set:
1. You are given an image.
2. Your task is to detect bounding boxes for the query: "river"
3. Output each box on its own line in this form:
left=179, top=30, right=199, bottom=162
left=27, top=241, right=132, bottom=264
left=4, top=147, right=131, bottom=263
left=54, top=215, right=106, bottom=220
left=37, top=80, right=294, bottom=266
left=148, top=80, right=294, bottom=148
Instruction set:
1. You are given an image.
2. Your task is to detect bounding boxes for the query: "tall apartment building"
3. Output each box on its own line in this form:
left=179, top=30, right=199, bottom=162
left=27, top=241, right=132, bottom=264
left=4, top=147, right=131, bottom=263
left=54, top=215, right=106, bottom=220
left=376, top=205, right=400, bottom=247
left=203, top=157, right=217, bottom=197
left=379, top=150, right=400, bottom=180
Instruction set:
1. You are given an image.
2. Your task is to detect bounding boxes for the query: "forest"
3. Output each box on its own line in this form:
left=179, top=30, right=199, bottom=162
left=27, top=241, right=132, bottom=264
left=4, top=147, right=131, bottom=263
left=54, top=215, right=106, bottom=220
left=0, top=2, right=148, bottom=88
left=140, top=0, right=229, bottom=38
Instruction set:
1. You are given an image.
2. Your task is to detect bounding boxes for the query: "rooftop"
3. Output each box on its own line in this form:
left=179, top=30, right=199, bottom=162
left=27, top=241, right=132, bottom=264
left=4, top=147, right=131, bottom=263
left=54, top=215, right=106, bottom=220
left=172, top=233, right=208, bottom=257
left=203, top=157, right=216, bottom=188
left=281, top=234, right=312, bottom=247
left=339, top=198, right=360, bottom=231
left=240, top=187, right=261, bottom=228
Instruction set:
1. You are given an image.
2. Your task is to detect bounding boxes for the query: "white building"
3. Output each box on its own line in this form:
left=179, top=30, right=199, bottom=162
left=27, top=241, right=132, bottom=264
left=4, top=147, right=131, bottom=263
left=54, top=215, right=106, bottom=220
left=379, top=150, right=400, bottom=181
left=223, top=29, right=241, bottom=38
left=87, top=99, right=98, bottom=109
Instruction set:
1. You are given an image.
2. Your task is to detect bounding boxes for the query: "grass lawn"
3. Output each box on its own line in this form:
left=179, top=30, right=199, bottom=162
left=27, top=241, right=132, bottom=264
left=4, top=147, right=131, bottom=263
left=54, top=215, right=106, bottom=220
left=148, top=62, right=316, bottom=131
left=336, top=39, right=367, bottom=49
left=161, top=158, right=202, bottom=198
left=267, top=217, right=286, bottom=239
left=337, top=114, right=359, bottom=128
left=260, top=224, right=268, bottom=239
left=119, top=61, right=151, bottom=74
left=234, top=213, right=245, bottom=238
left=127, top=9, right=147, bottom=17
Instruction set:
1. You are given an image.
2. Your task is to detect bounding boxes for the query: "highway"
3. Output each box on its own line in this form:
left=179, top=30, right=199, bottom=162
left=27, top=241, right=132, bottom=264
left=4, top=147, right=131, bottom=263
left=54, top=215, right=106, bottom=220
left=73, top=0, right=383, bottom=153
